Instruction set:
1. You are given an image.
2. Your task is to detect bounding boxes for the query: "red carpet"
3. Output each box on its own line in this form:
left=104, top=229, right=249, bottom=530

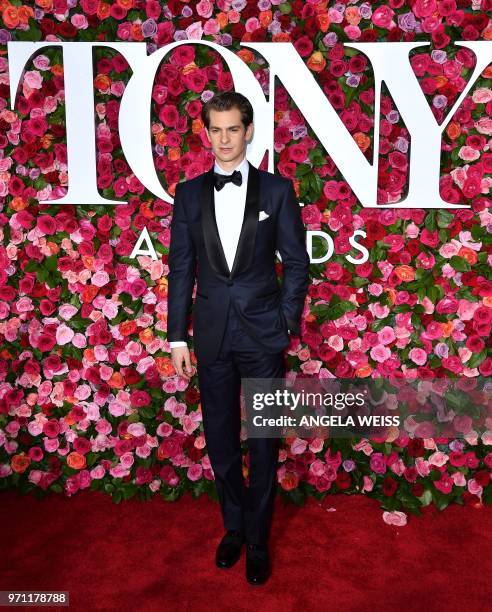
left=1, top=490, right=491, bottom=611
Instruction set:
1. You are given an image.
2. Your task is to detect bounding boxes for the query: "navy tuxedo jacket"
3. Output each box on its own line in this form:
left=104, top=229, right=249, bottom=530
left=167, top=160, right=310, bottom=366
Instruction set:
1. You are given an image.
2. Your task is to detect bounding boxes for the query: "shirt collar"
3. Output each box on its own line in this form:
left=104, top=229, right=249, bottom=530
left=214, top=155, right=249, bottom=181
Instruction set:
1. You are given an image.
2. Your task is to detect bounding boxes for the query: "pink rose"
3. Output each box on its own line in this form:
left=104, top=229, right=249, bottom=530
left=187, top=464, right=203, bottom=481
left=370, top=452, right=387, bottom=474
left=370, top=345, right=391, bottom=363
left=372, top=6, right=394, bottom=28
left=377, top=326, right=396, bottom=345
left=185, top=21, right=203, bottom=40
left=56, top=324, right=74, bottom=346
left=459, top=146, right=480, bottom=162
left=409, top=348, right=427, bottom=366
left=383, top=510, right=407, bottom=526
left=24, top=70, right=43, bottom=89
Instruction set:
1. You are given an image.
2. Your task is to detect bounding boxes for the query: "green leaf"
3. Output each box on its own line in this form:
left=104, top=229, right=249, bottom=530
left=424, top=211, right=437, bottom=232
left=449, top=256, right=471, bottom=272
left=466, top=350, right=486, bottom=369
left=312, top=300, right=356, bottom=322
left=296, top=163, right=312, bottom=177
left=437, top=210, right=455, bottom=228
left=44, top=255, right=58, bottom=272
left=418, top=489, right=433, bottom=506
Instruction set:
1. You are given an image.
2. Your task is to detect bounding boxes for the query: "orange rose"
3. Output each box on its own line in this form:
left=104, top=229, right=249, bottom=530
left=139, top=201, right=154, bottom=220
left=67, top=451, right=86, bottom=470
left=139, top=328, right=154, bottom=345
left=9, top=196, right=28, bottom=211
left=35, top=0, right=53, bottom=9
left=65, top=413, right=76, bottom=426
left=47, top=241, right=59, bottom=255
left=18, top=5, right=34, bottom=22
left=394, top=265, right=415, bottom=282
left=168, top=147, right=181, bottom=161
left=441, top=321, right=453, bottom=337
left=155, top=356, right=175, bottom=376
left=97, top=2, right=111, bottom=19
left=483, top=28, right=492, bottom=42
left=281, top=472, right=299, bottom=491
left=435, top=75, right=448, bottom=89
left=307, top=51, right=326, bottom=72
left=345, top=6, right=361, bottom=25
left=316, top=14, right=330, bottom=32
left=192, top=118, right=204, bottom=134
left=94, top=74, right=111, bottom=91
left=385, top=288, right=397, bottom=305
left=39, top=134, right=54, bottom=149
left=80, top=285, right=99, bottom=303
left=155, top=279, right=168, bottom=299
left=272, top=32, right=290, bottom=43
left=355, top=364, right=372, bottom=378
left=130, top=23, right=144, bottom=42
left=117, top=0, right=133, bottom=8
left=120, top=320, right=137, bottom=336
left=11, top=453, right=30, bottom=474
left=108, top=371, right=125, bottom=389
left=2, top=6, right=19, bottom=28
left=81, top=255, right=95, bottom=271
left=236, top=49, right=254, bottom=64
left=458, top=246, right=477, bottom=265
left=155, top=132, right=166, bottom=146
left=353, top=132, right=371, bottom=153
left=259, top=10, right=272, bottom=28
left=216, top=12, right=228, bottom=30
left=483, top=296, right=492, bottom=308
left=83, top=348, right=96, bottom=363
left=51, top=64, right=64, bottom=77
left=446, top=121, right=461, bottom=140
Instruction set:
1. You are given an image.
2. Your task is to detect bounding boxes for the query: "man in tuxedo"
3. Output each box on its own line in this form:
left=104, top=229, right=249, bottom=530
left=167, top=92, right=310, bottom=585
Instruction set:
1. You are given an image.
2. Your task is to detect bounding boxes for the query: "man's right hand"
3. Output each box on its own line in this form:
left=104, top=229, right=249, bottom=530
left=171, top=346, right=194, bottom=380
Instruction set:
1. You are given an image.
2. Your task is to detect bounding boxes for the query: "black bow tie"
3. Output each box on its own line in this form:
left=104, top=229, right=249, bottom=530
left=213, top=169, right=242, bottom=191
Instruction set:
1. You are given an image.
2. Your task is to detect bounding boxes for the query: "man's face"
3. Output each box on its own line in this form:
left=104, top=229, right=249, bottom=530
left=205, top=107, right=253, bottom=167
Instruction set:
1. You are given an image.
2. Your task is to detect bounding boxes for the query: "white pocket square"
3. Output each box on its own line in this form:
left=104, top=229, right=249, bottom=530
left=258, top=210, right=270, bottom=221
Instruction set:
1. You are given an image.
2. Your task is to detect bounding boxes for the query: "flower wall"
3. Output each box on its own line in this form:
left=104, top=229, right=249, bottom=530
left=0, top=0, right=491, bottom=520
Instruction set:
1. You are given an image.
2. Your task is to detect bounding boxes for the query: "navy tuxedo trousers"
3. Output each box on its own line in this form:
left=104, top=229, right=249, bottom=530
left=197, top=299, right=285, bottom=546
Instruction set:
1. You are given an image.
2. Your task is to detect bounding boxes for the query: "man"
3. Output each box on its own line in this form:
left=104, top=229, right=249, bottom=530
left=167, top=91, right=310, bottom=585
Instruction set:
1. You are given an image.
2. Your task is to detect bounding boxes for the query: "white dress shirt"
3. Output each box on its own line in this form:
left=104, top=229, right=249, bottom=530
left=169, top=155, right=288, bottom=349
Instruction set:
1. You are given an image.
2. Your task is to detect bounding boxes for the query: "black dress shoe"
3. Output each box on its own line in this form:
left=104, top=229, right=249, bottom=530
left=245, top=543, right=270, bottom=585
left=215, top=529, right=245, bottom=569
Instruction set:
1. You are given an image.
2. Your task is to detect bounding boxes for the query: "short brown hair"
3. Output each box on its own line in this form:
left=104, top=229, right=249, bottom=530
left=201, top=91, right=253, bottom=130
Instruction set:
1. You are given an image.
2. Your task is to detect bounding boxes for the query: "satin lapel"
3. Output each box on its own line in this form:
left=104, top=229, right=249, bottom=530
left=201, top=167, right=230, bottom=278
left=200, top=160, right=260, bottom=280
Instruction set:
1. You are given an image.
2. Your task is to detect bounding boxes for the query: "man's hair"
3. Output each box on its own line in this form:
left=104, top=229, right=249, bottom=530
left=201, top=91, right=253, bottom=130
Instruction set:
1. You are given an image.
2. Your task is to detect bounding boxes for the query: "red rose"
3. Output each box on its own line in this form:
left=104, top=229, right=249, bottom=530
left=336, top=471, right=352, bottom=490
left=411, top=483, right=424, bottom=497
left=473, top=470, right=490, bottom=487
left=382, top=476, right=398, bottom=496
